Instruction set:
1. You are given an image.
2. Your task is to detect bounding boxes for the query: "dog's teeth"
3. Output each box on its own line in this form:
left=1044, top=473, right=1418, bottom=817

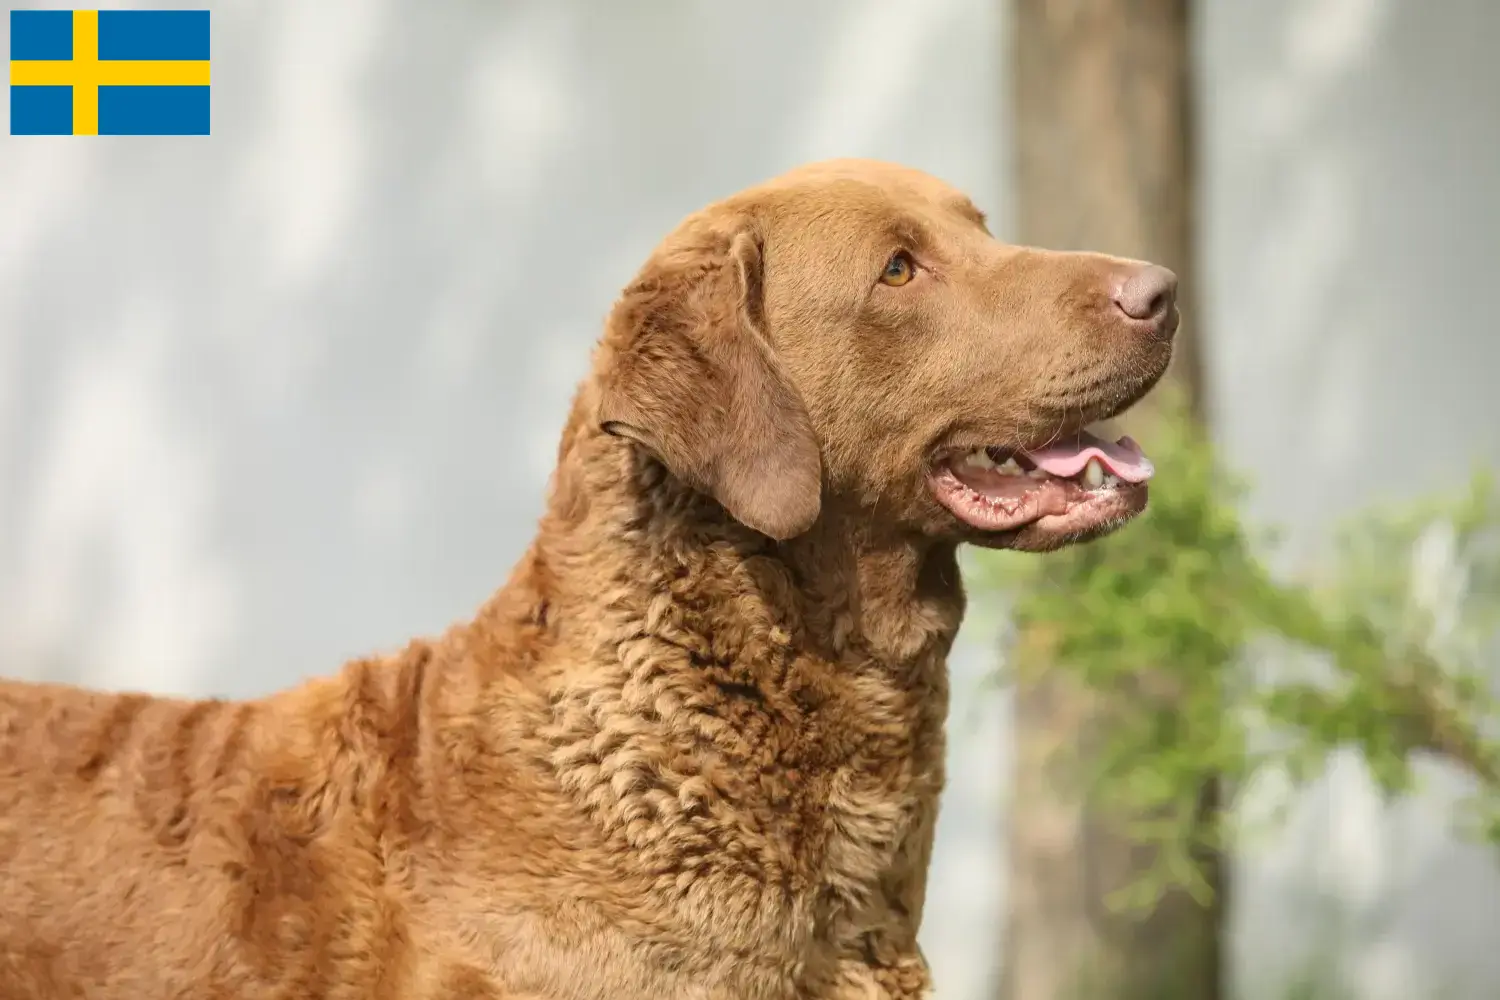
left=1102, top=472, right=1120, bottom=489
left=1082, top=458, right=1105, bottom=489
left=995, top=457, right=1023, bottom=475
left=962, top=449, right=996, bottom=471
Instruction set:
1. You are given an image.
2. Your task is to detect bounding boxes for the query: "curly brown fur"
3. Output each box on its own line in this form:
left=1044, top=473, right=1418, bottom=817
left=0, top=160, right=1176, bottom=999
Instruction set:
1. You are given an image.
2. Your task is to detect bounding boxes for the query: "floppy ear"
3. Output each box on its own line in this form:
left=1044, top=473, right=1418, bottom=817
left=596, top=228, right=822, bottom=540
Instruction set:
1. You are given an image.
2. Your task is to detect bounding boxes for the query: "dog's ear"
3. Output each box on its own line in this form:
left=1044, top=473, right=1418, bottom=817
left=596, top=228, right=822, bottom=540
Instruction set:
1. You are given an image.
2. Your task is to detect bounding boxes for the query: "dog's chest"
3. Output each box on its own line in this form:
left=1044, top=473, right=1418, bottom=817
left=391, top=631, right=954, bottom=997
left=665, top=638, right=948, bottom=921
left=536, top=627, right=948, bottom=990
left=791, top=650, right=947, bottom=911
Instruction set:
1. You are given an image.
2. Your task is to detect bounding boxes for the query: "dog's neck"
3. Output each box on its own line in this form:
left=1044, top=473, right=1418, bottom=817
left=488, top=425, right=965, bottom=671
left=776, top=510, right=965, bottom=664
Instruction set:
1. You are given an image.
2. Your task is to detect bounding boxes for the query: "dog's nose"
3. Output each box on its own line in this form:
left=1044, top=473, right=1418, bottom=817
left=1112, top=264, right=1178, bottom=324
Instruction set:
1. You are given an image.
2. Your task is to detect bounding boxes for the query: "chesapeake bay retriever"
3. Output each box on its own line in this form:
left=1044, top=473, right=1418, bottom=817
left=0, top=160, right=1177, bottom=1000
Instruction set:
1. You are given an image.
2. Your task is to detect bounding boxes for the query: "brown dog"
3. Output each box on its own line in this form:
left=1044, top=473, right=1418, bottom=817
left=0, top=160, right=1176, bottom=999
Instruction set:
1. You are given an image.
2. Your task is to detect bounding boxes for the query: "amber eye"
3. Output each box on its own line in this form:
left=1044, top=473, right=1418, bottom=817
left=879, top=251, right=916, bottom=287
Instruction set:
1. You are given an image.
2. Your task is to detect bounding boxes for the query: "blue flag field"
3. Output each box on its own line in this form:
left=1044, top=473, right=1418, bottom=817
left=10, top=9, right=210, bottom=135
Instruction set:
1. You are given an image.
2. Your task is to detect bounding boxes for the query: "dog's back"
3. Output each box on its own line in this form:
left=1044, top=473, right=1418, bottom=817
left=1, top=679, right=246, bottom=995
left=0, top=655, right=438, bottom=1000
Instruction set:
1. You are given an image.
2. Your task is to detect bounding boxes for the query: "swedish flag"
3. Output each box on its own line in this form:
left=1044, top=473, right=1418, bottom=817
left=10, top=9, right=210, bottom=135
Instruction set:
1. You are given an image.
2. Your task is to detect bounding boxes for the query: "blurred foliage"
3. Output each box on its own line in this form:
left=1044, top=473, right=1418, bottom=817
left=971, top=385, right=1500, bottom=914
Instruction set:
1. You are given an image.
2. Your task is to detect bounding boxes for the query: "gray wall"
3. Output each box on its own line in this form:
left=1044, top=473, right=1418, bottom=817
left=1203, top=1, right=1500, bottom=997
left=1, top=2, right=1496, bottom=997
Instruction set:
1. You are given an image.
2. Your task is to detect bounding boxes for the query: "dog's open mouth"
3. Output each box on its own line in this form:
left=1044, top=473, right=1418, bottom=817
left=928, top=428, right=1154, bottom=536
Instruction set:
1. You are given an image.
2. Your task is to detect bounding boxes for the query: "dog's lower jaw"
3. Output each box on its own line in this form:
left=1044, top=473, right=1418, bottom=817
left=925, top=424, right=1154, bottom=548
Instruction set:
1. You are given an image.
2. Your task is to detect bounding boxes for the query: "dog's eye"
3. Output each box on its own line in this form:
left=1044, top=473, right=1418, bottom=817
left=879, top=251, right=916, bottom=287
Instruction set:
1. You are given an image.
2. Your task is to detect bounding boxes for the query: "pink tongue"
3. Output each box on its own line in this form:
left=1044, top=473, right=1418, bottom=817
left=1025, top=432, right=1155, bottom=484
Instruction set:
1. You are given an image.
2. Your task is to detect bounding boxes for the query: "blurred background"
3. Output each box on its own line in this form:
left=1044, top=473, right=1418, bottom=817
left=2, top=1, right=1498, bottom=998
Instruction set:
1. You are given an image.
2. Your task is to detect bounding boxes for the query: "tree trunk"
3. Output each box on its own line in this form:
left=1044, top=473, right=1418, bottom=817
left=1002, top=2, right=1223, bottom=999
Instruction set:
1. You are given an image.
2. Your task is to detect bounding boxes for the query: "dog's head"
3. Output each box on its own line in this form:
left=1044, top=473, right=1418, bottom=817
left=594, top=160, right=1177, bottom=552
